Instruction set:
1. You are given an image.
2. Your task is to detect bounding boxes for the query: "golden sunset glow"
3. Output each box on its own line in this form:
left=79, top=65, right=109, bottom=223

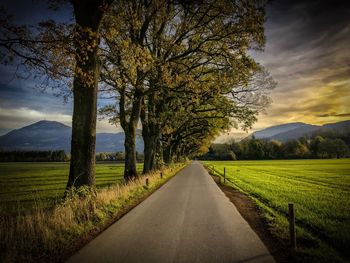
left=220, top=1, right=350, bottom=141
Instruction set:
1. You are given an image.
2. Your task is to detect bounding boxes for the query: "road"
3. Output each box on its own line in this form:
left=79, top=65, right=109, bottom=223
left=67, top=161, right=274, bottom=263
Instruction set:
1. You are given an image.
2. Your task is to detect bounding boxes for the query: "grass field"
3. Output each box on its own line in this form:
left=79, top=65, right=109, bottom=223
left=203, top=159, right=350, bottom=262
left=0, top=162, right=143, bottom=213
left=0, top=162, right=186, bottom=262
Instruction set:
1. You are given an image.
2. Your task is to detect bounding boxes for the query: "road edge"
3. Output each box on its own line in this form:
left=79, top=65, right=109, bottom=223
left=59, top=162, right=190, bottom=263
left=203, top=165, right=302, bottom=263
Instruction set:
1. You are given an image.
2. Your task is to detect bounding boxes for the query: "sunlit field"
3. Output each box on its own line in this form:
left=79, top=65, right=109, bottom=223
left=203, top=159, right=350, bottom=262
left=0, top=162, right=143, bottom=213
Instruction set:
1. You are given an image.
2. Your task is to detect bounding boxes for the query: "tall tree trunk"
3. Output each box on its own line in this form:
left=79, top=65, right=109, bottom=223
left=124, top=131, right=138, bottom=179
left=123, top=90, right=143, bottom=180
left=143, top=134, right=155, bottom=174
left=154, top=136, right=162, bottom=169
left=67, top=0, right=113, bottom=189
left=141, top=96, right=157, bottom=174
left=142, top=125, right=162, bottom=173
left=163, top=144, right=172, bottom=164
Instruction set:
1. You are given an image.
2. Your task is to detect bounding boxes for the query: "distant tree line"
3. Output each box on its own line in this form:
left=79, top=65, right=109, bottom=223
left=0, top=150, right=145, bottom=162
left=200, top=132, right=350, bottom=160
left=96, top=152, right=144, bottom=162
left=0, top=150, right=68, bottom=162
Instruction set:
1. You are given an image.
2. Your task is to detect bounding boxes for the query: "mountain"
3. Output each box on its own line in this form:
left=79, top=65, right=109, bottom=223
left=270, top=124, right=320, bottom=141
left=0, top=121, right=143, bottom=152
left=96, top=133, right=134, bottom=152
left=249, top=122, right=314, bottom=139
left=321, top=120, right=350, bottom=131
left=0, top=121, right=71, bottom=151
left=247, top=120, right=350, bottom=142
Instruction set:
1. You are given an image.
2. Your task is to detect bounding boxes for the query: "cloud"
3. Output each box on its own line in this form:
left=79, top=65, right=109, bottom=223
left=1, top=0, right=72, bottom=25
left=0, top=106, right=119, bottom=135
left=236, top=0, right=350, bottom=138
left=0, top=81, right=73, bottom=114
left=0, top=107, right=72, bottom=135
left=96, top=119, right=123, bottom=133
left=0, top=0, right=349, bottom=142
left=316, top=113, right=350, bottom=118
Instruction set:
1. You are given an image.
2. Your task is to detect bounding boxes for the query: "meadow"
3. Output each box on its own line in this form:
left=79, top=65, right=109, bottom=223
left=203, top=159, right=350, bottom=262
left=0, top=162, right=143, bottom=213
left=0, top=162, right=186, bottom=262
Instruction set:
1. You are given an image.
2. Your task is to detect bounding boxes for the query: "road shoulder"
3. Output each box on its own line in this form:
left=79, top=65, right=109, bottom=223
left=210, top=173, right=301, bottom=263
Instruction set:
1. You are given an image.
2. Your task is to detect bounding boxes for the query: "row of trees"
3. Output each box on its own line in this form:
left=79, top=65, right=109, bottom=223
left=0, top=150, right=68, bottom=162
left=0, top=150, right=144, bottom=162
left=1, top=0, right=273, bottom=188
left=96, top=151, right=144, bottom=162
left=201, top=135, right=350, bottom=160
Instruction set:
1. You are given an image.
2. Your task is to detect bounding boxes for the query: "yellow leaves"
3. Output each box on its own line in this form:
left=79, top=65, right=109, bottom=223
left=104, top=36, right=153, bottom=86
left=105, top=27, right=119, bottom=40
left=75, top=66, right=97, bottom=88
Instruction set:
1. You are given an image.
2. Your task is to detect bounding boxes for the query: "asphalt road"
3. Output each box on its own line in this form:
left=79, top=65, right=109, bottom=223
left=67, top=161, right=275, bottom=263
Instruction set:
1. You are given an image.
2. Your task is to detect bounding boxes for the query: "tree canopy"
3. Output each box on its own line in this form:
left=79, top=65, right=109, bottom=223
left=99, top=0, right=274, bottom=177
left=1, top=0, right=275, bottom=184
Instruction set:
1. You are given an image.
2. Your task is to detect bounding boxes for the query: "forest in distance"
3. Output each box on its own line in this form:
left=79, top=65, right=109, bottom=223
left=202, top=134, right=350, bottom=160
left=2, top=121, right=349, bottom=162
left=1, top=135, right=349, bottom=162
left=0, top=150, right=144, bottom=162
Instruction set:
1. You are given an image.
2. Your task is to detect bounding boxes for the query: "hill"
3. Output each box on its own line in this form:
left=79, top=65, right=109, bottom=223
left=248, top=120, right=350, bottom=142
left=0, top=121, right=143, bottom=152
left=250, top=122, right=313, bottom=139
left=270, top=124, right=321, bottom=141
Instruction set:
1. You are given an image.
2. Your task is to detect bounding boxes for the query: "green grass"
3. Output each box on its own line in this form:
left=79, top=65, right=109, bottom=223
left=0, top=162, right=143, bottom=212
left=0, top=162, right=187, bottom=262
left=202, top=159, right=350, bottom=263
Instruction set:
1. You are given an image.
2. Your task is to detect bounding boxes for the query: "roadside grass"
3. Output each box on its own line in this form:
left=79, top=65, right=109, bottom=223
left=0, top=162, right=187, bottom=262
left=0, top=162, right=142, bottom=213
left=202, top=159, right=350, bottom=263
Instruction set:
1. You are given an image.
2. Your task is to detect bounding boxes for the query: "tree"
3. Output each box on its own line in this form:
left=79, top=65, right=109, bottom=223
left=0, top=1, right=114, bottom=189
left=333, top=139, right=349, bottom=158
left=96, top=152, right=107, bottom=161
left=67, top=0, right=114, bottom=188
left=98, top=0, right=272, bottom=172
left=115, top=151, right=125, bottom=161
left=282, top=139, right=309, bottom=159
left=319, top=138, right=349, bottom=158
left=267, top=140, right=282, bottom=159
left=247, top=139, right=265, bottom=159
left=310, top=135, right=325, bottom=157
left=139, top=0, right=271, bottom=171
left=99, top=0, right=155, bottom=179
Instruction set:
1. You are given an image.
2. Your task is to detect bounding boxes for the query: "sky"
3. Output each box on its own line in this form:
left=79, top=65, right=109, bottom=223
left=0, top=0, right=349, bottom=139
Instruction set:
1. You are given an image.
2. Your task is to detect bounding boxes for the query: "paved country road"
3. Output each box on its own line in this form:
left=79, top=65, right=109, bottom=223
left=67, top=161, right=275, bottom=263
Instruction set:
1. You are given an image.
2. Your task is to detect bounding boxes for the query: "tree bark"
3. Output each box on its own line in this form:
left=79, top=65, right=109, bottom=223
left=141, top=95, right=157, bottom=174
left=66, top=0, right=113, bottom=189
left=122, top=90, right=143, bottom=180
left=124, top=131, right=138, bottom=179
left=143, top=133, right=156, bottom=174
left=163, top=144, right=172, bottom=164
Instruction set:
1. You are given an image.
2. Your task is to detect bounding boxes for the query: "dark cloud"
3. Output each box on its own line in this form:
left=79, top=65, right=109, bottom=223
left=0, top=82, right=72, bottom=114
left=321, top=68, right=350, bottom=84
left=246, top=0, right=350, bottom=132
left=0, top=0, right=73, bottom=25
left=316, top=113, right=350, bottom=118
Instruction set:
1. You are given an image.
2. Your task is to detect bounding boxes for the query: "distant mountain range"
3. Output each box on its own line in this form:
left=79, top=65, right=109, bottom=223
left=0, top=120, right=143, bottom=153
left=248, top=120, right=350, bottom=142
left=1, top=120, right=349, bottom=152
